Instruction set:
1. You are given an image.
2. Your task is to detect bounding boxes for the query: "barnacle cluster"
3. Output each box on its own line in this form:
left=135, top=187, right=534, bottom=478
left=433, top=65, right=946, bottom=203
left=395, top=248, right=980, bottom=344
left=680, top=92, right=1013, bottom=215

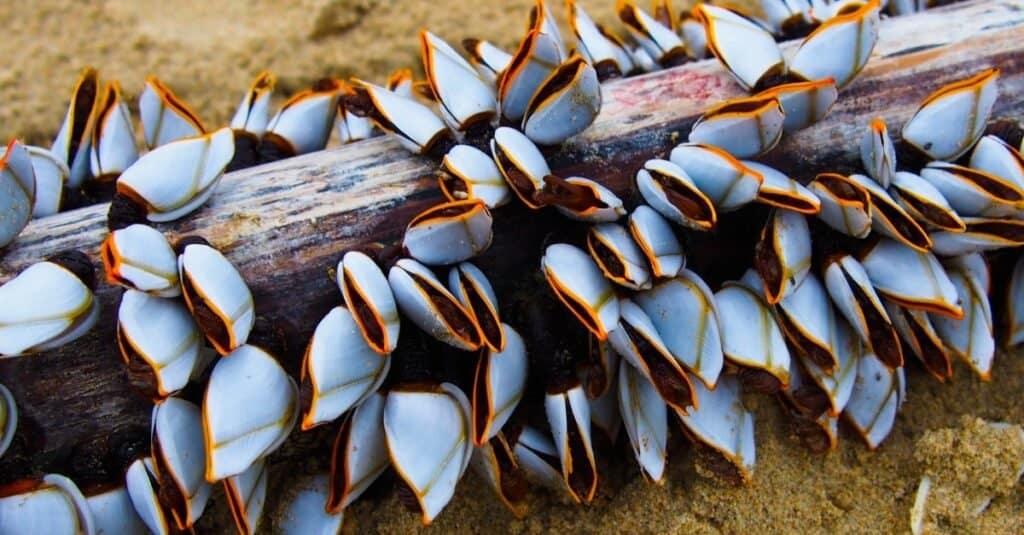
left=1, top=0, right=1022, bottom=532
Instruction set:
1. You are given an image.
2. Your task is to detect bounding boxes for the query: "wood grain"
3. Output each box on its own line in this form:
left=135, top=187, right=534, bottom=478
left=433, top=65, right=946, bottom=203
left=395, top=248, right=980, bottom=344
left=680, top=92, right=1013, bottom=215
left=1, top=0, right=1023, bottom=492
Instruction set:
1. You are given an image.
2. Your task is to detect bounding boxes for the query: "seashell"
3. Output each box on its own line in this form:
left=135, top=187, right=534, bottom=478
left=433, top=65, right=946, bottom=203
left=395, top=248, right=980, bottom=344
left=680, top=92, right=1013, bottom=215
left=0, top=252, right=99, bottom=357
left=616, top=0, right=688, bottom=67
left=521, top=55, right=601, bottom=145
left=230, top=71, right=275, bottom=137
left=347, top=80, right=452, bottom=157
left=177, top=239, right=254, bottom=356
left=388, top=258, right=483, bottom=351
left=263, top=79, right=345, bottom=158
left=0, top=383, right=16, bottom=459
left=84, top=485, right=147, bottom=535
left=275, top=474, right=343, bottom=534
left=89, top=81, right=139, bottom=183
left=885, top=301, right=950, bottom=381
left=151, top=397, right=212, bottom=530
left=27, top=146, right=68, bottom=218
left=471, top=323, right=528, bottom=444
left=843, top=350, right=905, bottom=449
left=755, top=78, right=838, bottom=133
left=139, top=76, right=206, bottom=150
left=715, top=274, right=791, bottom=392
left=0, top=140, right=36, bottom=248
left=669, top=143, right=763, bottom=212
left=902, top=68, right=1000, bottom=161
left=587, top=223, right=652, bottom=290
left=859, top=117, right=896, bottom=189
left=675, top=375, right=756, bottom=485
left=634, top=270, right=724, bottom=389
left=776, top=273, right=839, bottom=372
left=51, top=67, right=100, bottom=188
left=300, top=306, right=390, bottom=430
left=328, top=392, right=388, bottom=512
left=470, top=434, right=528, bottom=518
left=491, top=126, right=550, bottom=209
left=101, top=224, right=180, bottom=297
left=847, top=173, right=932, bottom=251
left=689, top=94, right=785, bottom=159
left=117, top=290, right=201, bottom=400
left=635, top=159, right=717, bottom=231
left=542, top=243, right=620, bottom=340
left=628, top=205, right=685, bottom=278
left=545, top=380, right=598, bottom=504
left=336, top=250, right=400, bottom=355
left=449, top=263, right=504, bottom=352
left=788, top=0, right=881, bottom=89
left=822, top=254, right=903, bottom=368
left=541, top=175, right=626, bottom=223
left=798, top=318, right=860, bottom=417
left=0, top=474, right=95, bottom=535
left=462, top=39, right=513, bottom=83
left=384, top=382, right=473, bottom=525
left=203, top=344, right=298, bottom=482
left=919, top=161, right=1023, bottom=218
left=223, top=460, right=267, bottom=535
left=617, top=359, right=669, bottom=483
left=889, top=171, right=965, bottom=232
left=808, top=172, right=873, bottom=238
left=747, top=161, right=821, bottom=214
left=859, top=237, right=961, bottom=318
left=498, top=30, right=562, bottom=123
left=111, top=127, right=234, bottom=225
left=567, top=0, right=635, bottom=79
left=439, top=144, right=511, bottom=209
left=754, top=209, right=812, bottom=304
left=930, top=255, right=994, bottom=379
left=420, top=30, right=498, bottom=132
left=968, top=134, right=1024, bottom=191
left=693, top=3, right=785, bottom=91
left=403, top=199, right=493, bottom=266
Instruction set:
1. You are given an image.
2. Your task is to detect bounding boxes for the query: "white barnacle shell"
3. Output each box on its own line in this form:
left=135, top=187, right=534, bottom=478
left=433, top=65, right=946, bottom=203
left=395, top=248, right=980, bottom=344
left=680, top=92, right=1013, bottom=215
left=0, top=474, right=95, bottom=535
left=439, top=144, right=511, bottom=209
left=84, top=485, right=147, bottom=535
left=230, top=71, right=275, bottom=136
left=117, top=290, right=201, bottom=400
left=151, top=397, right=212, bottom=530
left=822, top=254, right=903, bottom=368
left=0, top=384, right=15, bottom=459
left=675, top=374, right=756, bottom=484
left=491, top=126, right=551, bottom=209
left=327, top=392, right=388, bottom=512
left=0, top=140, right=36, bottom=248
left=548, top=176, right=626, bottom=223
left=177, top=240, right=254, bottom=355
left=843, top=350, right=905, bottom=449
left=403, top=199, right=493, bottom=266
left=754, top=208, right=812, bottom=304
left=101, top=224, right=180, bottom=297
left=522, top=55, right=601, bottom=145
left=90, top=81, right=139, bottom=182
left=0, top=257, right=99, bottom=357
left=203, top=344, right=298, bottom=482
left=542, top=243, right=620, bottom=340
left=801, top=318, right=860, bottom=416
left=589, top=372, right=622, bottom=441
left=545, top=382, right=598, bottom=504
left=885, top=301, right=950, bottom=380
left=847, top=173, right=932, bottom=251
left=530, top=0, right=567, bottom=60
left=628, top=205, right=685, bottom=278
left=498, top=30, right=562, bottom=123
left=902, top=68, right=1000, bottom=161
left=715, top=275, right=791, bottom=391
left=746, top=161, right=821, bottom=214
left=264, top=79, right=344, bottom=156
left=27, top=146, right=68, bottom=218
left=680, top=13, right=709, bottom=59
left=221, top=460, right=267, bottom=535
left=463, top=39, right=513, bottom=83
left=388, top=258, right=483, bottom=351
left=421, top=30, right=497, bottom=132
left=510, top=426, right=564, bottom=492
left=337, top=251, right=400, bottom=355
left=616, top=0, right=687, bottom=67
left=300, top=306, right=390, bottom=430
left=471, top=323, right=528, bottom=444
left=788, top=0, right=881, bottom=89
left=125, top=458, right=172, bottom=535
left=859, top=238, right=961, bottom=318
left=385, top=382, right=473, bottom=525
left=634, top=270, right=724, bottom=389
left=755, top=78, right=838, bottom=133
left=617, top=358, right=668, bottom=483
left=919, top=161, right=1023, bottom=219
left=587, top=223, right=652, bottom=291
left=635, top=159, right=717, bottom=231
left=139, top=76, right=206, bottom=150
left=275, top=474, right=343, bottom=534
left=350, top=79, right=451, bottom=156
left=470, top=434, right=528, bottom=518
left=449, top=262, right=504, bottom=352
left=693, top=3, right=784, bottom=91
left=808, top=172, right=873, bottom=238
left=115, top=127, right=234, bottom=223
left=51, top=67, right=99, bottom=189
left=969, top=134, right=1024, bottom=192
left=669, top=143, right=763, bottom=212
left=860, top=117, right=896, bottom=189
left=889, top=171, right=965, bottom=233
left=761, top=0, right=817, bottom=36
left=568, top=0, right=635, bottom=78
left=608, top=298, right=698, bottom=413
left=688, top=94, right=785, bottom=159
left=930, top=255, right=994, bottom=379
left=776, top=273, right=839, bottom=372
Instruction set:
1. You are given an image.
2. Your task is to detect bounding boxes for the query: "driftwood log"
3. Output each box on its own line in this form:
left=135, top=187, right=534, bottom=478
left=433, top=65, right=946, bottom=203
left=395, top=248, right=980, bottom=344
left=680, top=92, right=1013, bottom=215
left=1, top=0, right=1024, bottom=506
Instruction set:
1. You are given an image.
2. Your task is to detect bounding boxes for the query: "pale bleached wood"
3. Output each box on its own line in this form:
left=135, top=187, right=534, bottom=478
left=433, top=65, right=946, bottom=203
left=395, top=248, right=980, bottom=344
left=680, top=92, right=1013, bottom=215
left=0, top=0, right=1022, bottom=496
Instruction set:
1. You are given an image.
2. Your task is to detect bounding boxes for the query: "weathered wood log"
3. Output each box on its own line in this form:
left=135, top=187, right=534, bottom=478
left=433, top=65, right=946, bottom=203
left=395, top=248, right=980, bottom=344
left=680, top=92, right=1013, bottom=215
left=1, top=0, right=1023, bottom=496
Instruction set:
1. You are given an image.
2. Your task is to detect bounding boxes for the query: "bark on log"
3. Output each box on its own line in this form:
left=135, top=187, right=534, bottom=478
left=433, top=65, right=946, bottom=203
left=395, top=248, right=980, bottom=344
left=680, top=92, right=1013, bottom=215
left=1, top=0, right=1023, bottom=489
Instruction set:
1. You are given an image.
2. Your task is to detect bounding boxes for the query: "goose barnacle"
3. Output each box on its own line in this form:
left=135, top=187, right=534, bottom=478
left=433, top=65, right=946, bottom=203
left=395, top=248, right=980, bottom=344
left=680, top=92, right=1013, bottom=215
left=617, top=358, right=669, bottom=483
left=542, top=243, right=620, bottom=340
left=449, top=262, right=505, bottom=352
left=688, top=94, right=785, bottom=159
left=336, top=250, right=401, bottom=355
left=587, top=223, right=653, bottom=291
left=222, top=459, right=268, bottom=535
left=51, top=67, right=100, bottom=189
left=402, top=199, right=494, bottom=266
left=177, top=237, right=255, bottom=356
left=89, top=81, right=139, bottom=183
left=0, top=139, right=36, bottom=248
left=388, top=258, right=484, bottom=351
left=139, top=76, right=206, bottom=150
left=116, top=290, right=202, bottom=400
left=471, top=323, right=528, bottom=445
left=902, top=68, right=1000, bottom=161
left=327, top=392, right=388, bottom=513
left=0, top=474, right=95, bottom=535
left=635, top=158, right=717, bottom=231
left=101, top=223, right=181, bottom=297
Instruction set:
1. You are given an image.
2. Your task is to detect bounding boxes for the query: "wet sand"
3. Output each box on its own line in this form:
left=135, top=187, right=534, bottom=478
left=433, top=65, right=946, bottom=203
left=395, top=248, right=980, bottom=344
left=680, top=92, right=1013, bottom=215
left=3, top=1, right=1023, bottom=533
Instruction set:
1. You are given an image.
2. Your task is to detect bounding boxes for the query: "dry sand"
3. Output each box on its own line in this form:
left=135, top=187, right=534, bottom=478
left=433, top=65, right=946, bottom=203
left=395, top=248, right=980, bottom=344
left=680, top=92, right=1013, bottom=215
left=3, top=1, right=1024, bottom=533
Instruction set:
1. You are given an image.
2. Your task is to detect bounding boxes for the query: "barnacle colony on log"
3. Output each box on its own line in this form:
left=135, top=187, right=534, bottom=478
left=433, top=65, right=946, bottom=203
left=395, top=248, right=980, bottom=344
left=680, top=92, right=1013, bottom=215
left=1, top=0, right=1024, bottom=531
